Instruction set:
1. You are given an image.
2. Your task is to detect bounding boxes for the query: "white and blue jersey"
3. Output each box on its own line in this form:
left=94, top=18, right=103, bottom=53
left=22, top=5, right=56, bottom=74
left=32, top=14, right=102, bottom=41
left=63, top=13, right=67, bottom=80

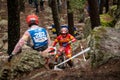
left=28, top=27, right=48, bottom=49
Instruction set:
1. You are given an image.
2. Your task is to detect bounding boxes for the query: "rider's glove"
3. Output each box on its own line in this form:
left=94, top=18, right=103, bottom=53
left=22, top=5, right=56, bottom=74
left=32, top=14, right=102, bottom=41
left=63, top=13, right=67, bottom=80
left=68, top=41, right=72, bottom=44
left=8, top=53, right=14, bottom=62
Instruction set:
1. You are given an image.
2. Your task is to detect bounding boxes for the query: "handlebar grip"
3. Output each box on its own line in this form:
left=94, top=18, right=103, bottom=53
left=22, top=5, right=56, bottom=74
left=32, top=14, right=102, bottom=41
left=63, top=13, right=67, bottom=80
left=48, top=49, right=55, bottom=53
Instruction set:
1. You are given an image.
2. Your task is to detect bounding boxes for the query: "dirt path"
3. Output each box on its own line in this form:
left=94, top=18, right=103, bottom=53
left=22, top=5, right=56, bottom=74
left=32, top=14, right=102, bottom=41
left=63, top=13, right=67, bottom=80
left=17, top=58, right=120, bottom=80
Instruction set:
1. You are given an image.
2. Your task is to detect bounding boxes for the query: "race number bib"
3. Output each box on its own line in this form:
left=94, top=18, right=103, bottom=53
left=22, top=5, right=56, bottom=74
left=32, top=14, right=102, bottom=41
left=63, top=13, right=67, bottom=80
left=33, top=32, right=47, bottom=42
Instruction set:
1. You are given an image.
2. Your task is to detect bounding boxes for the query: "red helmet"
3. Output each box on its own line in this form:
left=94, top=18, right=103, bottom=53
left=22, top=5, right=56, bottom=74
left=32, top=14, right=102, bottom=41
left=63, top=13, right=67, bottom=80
left=26, top=14, right=39, bottom=25
left=60, top=27, right=68, bottom=34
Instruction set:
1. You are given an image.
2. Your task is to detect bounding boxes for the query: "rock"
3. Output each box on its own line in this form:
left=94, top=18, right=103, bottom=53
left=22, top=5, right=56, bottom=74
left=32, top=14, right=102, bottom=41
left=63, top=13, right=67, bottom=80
left=0, top=39, right=3, bottom=50
left=0, top=33, right=8, bottom=51
left=115, top=19, right=120, bottom=29
left=0, top=19, right=7, bottom=33
left=0, top=49, right=46, bottom=79
left=0, top=19, right=7, bottom=26
left=83, top=17, right=92, bottom=38
left=88, top=27, right=120, bottom=67
left=2, top=33, right=8, bottom=43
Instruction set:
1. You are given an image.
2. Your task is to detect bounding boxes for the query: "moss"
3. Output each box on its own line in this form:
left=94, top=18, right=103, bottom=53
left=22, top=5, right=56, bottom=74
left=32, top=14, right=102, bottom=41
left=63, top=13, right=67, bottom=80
left=97, top=27, right=107, bottom=33
left=90, top=27, right=108, bottom=68
left=109, top=5, right=117, bottom=17
left=83, top=17, right=92, bottom=38
left=92, top=27, right=105, bottom=36
left=111, top=5, right=117, bottom=11
left=100, top=14, right=114, bottom=27
left=91, top=50, right=104, bottom=68
left=115, top=20, right=120, bottom=29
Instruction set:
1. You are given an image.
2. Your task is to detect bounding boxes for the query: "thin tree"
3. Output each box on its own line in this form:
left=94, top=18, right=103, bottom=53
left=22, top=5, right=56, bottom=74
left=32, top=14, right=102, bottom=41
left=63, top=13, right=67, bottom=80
left=67, top=0, right=74, bottom=36
left=7, top=0, right=20, bottom=55
left=87, top=0, right=100, bottom=29
left=99, top=0, right=105, bottom=14
left=115, top=0, right=120, bottom=21
left=105, top=0, right=109, bottom=13
left=0, top=0, right=1, bottom=10
left=113, top=0, right=117, bottom=5
left=117, top=0, right=120, bottom=9
left=99, top=0, right=109, bottom=14
left=57, top=0, right=62, bottom=13
left=50, top=0, right=61, bottom=36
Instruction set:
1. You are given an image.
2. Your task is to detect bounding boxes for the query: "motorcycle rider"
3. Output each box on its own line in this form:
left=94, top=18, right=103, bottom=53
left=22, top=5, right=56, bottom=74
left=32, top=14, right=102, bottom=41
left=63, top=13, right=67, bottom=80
left=52, top=26, right=76, bottom=67
left=8, top=14, right=51, bottom=62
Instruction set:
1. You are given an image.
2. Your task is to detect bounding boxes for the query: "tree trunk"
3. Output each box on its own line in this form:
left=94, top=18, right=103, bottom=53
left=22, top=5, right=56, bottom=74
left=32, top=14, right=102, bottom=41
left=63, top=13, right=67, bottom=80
left=67, top=0, right=74, bottom=36
left=99, top=0, right=105, bottom=14
left=115, top=0, right=120, bottom=21
left=113, top=0, right=117, bottom=5
left=0, top=0, right=1, bottom=10
left=51, top=0, right=61, bottom=36
left=117, top=0, right=120, bottom=9
left=7, top=0, right=20, bottom=55
left=87, top=0, right=100, bottom=29
left=105, top=0, right=109, bottom=13
left=57, top=0, right=62, bottom=13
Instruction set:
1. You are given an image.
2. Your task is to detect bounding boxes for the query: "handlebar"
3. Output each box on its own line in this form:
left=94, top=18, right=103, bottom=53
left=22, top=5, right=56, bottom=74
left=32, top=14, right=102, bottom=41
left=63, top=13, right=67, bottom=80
left=48, top=49, right=55, bottom=53
left=48, top=47, right=57, bottom=55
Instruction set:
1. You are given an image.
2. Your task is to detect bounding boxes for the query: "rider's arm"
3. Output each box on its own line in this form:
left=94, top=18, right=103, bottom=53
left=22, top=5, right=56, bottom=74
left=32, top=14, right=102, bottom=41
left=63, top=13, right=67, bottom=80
left=69, top=34, right=76, bottom=44
left=46, top=30, right=51, bottom=46
left=52, top=36, right=59, bottom=47
left=12, top=31, right=30, bottom=55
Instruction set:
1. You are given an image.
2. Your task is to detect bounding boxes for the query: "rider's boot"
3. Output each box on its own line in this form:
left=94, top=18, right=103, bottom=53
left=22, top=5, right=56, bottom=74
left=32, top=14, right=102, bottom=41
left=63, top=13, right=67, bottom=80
left=54, top=55, right=59, bottom=65
left=68, top=60, right=74, bottom=67
left=54, top=58, right=58, bottom=65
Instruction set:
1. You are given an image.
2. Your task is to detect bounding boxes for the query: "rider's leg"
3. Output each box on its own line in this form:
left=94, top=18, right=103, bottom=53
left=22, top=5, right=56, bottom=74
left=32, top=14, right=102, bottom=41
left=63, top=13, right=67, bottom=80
left=65, top=47, right=74, bottom=67
left=54, top=47, right=63, bottom=64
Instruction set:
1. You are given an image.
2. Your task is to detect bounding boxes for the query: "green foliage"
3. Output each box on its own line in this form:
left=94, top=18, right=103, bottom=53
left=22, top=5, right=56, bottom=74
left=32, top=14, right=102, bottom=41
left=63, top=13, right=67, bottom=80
left=100, top=14, right=114, bottom=27
left=70, top=0, right=86, bottom=11
left=109, top=5, right=117, bottom=18
left=69, top=0, right=86, bottom=22
left=111, top=5, right=117, bottom=11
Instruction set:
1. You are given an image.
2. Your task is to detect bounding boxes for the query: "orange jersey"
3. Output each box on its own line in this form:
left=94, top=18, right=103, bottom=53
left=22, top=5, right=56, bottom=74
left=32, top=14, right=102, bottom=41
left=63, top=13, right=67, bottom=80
left=52, top=34, right=76, bottom=47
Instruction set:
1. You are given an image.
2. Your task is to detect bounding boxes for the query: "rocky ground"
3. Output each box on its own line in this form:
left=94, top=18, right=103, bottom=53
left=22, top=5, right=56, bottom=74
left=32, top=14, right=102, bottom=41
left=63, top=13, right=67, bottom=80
left=21, top=59, right=120, bottom=80
left=0, top=1, right=120, bottom=80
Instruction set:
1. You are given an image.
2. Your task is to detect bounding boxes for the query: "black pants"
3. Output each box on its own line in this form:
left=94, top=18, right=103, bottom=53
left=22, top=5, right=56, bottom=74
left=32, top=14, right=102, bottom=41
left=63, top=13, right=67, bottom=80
left=33, top=44, right=48, bottom=52
left=28, top=0, right=33, bottom=4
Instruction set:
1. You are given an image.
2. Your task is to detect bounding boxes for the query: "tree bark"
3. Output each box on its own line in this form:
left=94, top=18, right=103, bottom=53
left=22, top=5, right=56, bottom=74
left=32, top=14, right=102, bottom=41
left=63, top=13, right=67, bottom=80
left=99, top=0, right=105, bottom=14
left=57, top=0, right=62, bottom=13
left=115, top=0, right=120, bottom=21
left=113, top=0, right=117, bottom=5
left=105, top=0, right=109, bottom=13
left=87, top=0, right=100, bottom=29
left=7, top=0, right=20, bottom=55
left=51, top=0, right=61, bottom=36
left=117, top=0, right=120, bottom=9
left=67, top=0, right=74, bottom=36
